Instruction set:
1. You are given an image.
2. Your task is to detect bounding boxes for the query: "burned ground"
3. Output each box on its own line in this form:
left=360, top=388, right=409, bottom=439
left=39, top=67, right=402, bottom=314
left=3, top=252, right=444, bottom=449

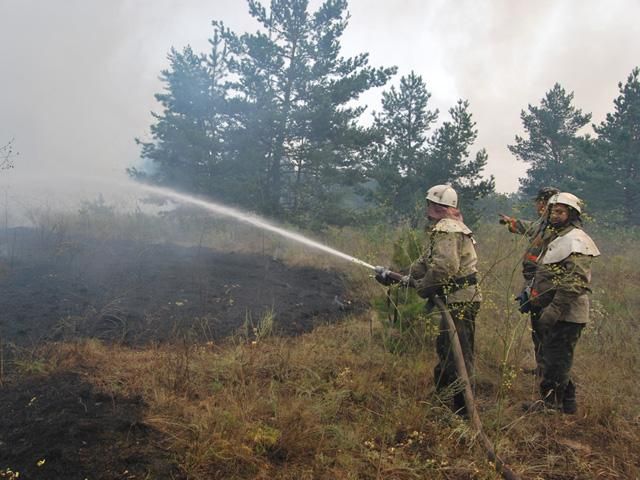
left=0, top=227, right=356, bottom=479
left=0, top=227, right=356, bottom=347
left=0, top=372, right=176, bottom=479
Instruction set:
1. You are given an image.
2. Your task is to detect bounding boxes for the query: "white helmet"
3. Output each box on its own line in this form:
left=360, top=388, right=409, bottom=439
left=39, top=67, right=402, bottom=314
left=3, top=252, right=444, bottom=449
left=426, top=184, right=458, bottom=208
left=548, top=192, right=583, bottom=214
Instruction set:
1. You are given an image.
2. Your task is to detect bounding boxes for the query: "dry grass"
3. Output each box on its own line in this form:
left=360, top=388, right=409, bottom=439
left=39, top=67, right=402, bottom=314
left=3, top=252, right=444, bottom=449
left=22, top=324, right=474, bottom=479
left=3, top=213, right=640, bottom=479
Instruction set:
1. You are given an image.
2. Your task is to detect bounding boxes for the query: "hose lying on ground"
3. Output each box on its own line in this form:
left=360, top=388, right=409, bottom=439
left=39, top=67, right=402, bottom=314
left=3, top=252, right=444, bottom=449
left=433, top=296, right=522, bottom=480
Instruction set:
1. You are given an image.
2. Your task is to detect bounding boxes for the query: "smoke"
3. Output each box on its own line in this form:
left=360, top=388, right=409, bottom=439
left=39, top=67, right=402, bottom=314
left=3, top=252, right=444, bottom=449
left=1, top=0, right=638, bottom=198
left=342, top=0, right=640, bottom=191
left=0, top=0, right=252, bottom=183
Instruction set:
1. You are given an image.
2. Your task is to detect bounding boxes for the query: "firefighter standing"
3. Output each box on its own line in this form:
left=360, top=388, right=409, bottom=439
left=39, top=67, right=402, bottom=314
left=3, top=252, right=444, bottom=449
left=499, top=187, right=559, bottom=374
left=526, top=192, right=600, bottom=413
left=376, top=185, right=481, bottom=415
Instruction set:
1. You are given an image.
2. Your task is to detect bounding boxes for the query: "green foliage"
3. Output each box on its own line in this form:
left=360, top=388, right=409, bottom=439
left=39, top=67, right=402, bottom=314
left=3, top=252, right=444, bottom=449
left=368, top=79, right=494, bottom=226
left=473, top=191, right=523, bottom=223
left=590, top=67, right=640, bottom=225
left=510, top=70, right=640, bottom=226
left=135, top=0, right=395, bottom=228
left=136, top=3, right=499, bottom=230
left=368, top=72, right=438, bottom=223
left=249, top=423, right=281, bottom=455
left=132, top=36, right=234, bottom=199
left=372, top=227, right=440, bottom=353
left=427, top=100, right=495, bottom=225
left=391, top=228, right=424, bottom=267
left=226, top=0, right=395, bottom=220
left=509, top=83, right=592, bottom=196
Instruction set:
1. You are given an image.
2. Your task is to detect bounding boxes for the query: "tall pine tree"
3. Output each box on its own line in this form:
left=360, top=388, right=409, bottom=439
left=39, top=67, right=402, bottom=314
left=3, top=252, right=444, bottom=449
left=134, top=2, right=394, bottom=226
left=221, top=0, right=395, bottom=223
left=509, top=83, right=591, bottom=196
left=369, top=72, right=438, bottom=222
left=133, top=28, right=237, bottom=200
left=591, top=67, right=640, bottom=224
left=427, top=99, right=495, bottom=222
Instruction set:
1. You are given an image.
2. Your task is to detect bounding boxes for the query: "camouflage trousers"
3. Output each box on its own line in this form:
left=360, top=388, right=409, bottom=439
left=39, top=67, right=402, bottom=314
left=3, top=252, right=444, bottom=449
left=540, top=321, right=584, bottom=408
left=434, top=302, right=480, bottom=413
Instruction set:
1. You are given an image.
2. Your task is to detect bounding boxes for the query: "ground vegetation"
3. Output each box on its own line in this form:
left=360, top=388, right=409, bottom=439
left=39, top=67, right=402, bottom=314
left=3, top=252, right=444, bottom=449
left=0, top=209, right=637, bottom=479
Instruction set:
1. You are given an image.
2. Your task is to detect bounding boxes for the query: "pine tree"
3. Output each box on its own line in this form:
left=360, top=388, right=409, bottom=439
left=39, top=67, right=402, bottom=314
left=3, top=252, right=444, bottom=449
left=509, top=83, right=591, bottom=196
left=135, top=1, right=394, bottom=226
left=427, top=99, right=495, bottom=222
left=133, top=28, right=234, bottom=199
left=592, top=67, right=640, bottom=224
left=221, top=0, right=395, bottom=223
left=369, top=72, right=438, bottom=221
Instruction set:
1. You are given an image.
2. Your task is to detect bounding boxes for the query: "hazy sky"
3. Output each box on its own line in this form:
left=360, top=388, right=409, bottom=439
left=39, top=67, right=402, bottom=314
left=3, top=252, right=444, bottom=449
left=1, top=0, right=639, bottom=194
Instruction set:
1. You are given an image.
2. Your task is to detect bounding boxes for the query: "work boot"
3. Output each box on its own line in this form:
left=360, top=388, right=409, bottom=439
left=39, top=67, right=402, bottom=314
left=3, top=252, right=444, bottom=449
left=562, top=382, right=577, bottom=414
left=562, top=399, right=577, bottom=414
left=523, top=387, right=563, bottom=413
left=453, top=393, right=468, bottom=418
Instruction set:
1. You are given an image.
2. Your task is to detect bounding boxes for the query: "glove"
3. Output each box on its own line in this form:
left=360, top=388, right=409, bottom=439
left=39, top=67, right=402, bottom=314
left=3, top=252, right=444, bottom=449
left=515, top=289, right=531, bottom=314
left=374, top=266, right=394, bottom=286
left=498, top=214, right=513, bottom=225
left=538, top=303, right=561, bottom=330
left=417, top=283, right=441, bottom=299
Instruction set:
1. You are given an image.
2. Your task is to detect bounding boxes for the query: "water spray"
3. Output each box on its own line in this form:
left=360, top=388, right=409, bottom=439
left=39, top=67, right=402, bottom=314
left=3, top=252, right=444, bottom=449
left=133, top=182, right=377, bottom=271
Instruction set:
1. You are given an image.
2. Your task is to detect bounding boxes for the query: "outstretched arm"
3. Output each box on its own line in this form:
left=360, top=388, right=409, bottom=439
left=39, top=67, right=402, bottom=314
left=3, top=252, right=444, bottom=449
left=499, top=214, right=534, bottom=236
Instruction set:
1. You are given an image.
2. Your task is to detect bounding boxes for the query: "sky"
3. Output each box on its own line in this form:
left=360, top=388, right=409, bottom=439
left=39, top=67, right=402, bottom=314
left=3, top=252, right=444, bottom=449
left=1, top=0, right=639, bottom=197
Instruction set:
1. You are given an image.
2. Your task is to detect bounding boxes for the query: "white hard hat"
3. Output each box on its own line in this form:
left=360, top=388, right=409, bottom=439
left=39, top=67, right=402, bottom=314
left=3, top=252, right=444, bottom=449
left=548, top=192, right=583, bottom=214
left=426, top=184, right=458, bottom=208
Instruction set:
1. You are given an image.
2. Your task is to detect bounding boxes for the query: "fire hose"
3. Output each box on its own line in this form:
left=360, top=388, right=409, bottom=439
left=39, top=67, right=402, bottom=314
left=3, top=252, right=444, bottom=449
left=373, top=268, right=521, bottom=480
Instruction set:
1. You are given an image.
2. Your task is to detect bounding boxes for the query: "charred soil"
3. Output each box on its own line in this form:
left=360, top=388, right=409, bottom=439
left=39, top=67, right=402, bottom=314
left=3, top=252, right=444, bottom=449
left=0, top=227, right=356, bottom=346
left=0, top=227, right=357, bottom=478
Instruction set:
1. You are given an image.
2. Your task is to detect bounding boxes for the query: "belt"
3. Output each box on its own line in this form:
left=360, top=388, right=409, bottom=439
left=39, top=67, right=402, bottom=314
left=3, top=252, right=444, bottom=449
left=446, top=273, right=478, bottom=292
left=434, top=273, right=478, bottom=297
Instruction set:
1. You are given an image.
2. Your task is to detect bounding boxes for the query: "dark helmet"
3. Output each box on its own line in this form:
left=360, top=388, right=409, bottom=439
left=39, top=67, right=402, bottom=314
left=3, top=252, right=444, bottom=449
left=535, top=186, right=560, bottom=202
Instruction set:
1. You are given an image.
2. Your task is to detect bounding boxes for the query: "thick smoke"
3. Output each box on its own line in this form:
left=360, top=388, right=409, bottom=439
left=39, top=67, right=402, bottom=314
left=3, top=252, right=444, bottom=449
left=1, top=0, right=638, bottom=198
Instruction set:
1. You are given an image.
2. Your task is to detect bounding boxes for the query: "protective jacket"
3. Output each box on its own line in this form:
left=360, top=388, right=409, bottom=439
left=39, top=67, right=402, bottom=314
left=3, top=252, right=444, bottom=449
left=409, top=218, right=481, bottom=303
left=531, top=225, right=600, bottom=324
left=505, top=216, right=553, bottom=281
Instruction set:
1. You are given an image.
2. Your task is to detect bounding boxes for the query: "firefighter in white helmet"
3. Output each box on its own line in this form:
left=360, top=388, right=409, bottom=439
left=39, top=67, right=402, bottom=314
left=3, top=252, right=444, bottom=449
left=525, top=192, right=600, bottom=414
left=425, top=184, right=458, bottom=208
left=499, top=186, right=559, bottom=376
left=376, top=184, right=481, bottom=416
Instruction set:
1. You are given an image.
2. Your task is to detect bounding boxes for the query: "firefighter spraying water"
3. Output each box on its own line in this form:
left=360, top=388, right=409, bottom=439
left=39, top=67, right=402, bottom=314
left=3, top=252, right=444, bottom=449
left=371, top=184, right=519, bottom=480
left=130, top=180, right=519, bottom=480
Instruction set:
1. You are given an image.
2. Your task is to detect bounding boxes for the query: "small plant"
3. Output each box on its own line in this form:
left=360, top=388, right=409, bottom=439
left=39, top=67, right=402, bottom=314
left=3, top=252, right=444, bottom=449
left=241, top=309, right=275, bottom=344
left=14, top=358, right=48, bottom=375
left=372, top=226, right=440, bottom=353
left=249, top=424, right=281, bottom=455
